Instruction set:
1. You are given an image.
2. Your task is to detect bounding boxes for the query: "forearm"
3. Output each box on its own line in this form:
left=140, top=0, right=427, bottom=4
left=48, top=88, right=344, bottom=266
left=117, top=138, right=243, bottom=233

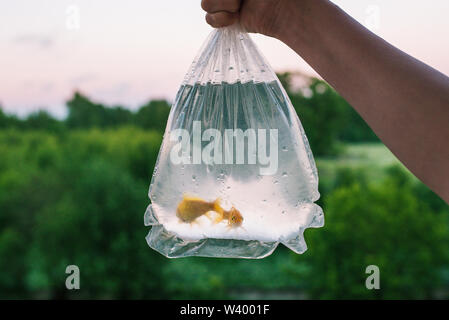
left=276, top=0, right=449, bottom=202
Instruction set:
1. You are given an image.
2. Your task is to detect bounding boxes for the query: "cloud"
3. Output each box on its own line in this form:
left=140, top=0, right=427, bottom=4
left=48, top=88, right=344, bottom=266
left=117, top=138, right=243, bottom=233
left=12, top=33, right=54, bottom=49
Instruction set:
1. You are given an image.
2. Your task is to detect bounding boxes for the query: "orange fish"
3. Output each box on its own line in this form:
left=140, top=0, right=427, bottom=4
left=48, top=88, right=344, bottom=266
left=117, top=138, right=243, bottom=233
left=176, top=195, right=222, bottom=223
left=215, top=207, right=244, bottom=227
left=176, top=195, right=244, bottom=228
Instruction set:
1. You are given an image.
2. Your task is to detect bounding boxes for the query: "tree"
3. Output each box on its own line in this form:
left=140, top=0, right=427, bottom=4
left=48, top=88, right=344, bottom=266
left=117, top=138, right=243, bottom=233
left=66, top=92, right=105, bottom=128
left=300, top=166, right=449, bottom=299
left=135, top=100, right=170, bottom=132
left=278, top=73, right=347, bottom=156
left=25, top=110, right=64, bottom=132
left=278, top=73, right=379, bottom=157
left=0, top=106, right=22, bottom=129
left=31, top=158, right=167, bottom=298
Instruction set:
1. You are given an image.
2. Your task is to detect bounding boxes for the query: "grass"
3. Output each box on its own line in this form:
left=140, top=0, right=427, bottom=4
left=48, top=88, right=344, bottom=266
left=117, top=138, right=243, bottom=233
left=316, top=142, right=414, bottom=184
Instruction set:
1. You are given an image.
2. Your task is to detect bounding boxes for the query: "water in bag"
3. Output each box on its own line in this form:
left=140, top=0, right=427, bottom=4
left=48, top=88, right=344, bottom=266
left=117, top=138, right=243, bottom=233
left=144, top=26, right=324, bottom=258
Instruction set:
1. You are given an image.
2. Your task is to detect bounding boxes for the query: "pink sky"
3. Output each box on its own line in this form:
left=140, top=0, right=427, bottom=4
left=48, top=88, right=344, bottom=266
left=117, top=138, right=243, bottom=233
left=0, top=0, right=448, bottom=118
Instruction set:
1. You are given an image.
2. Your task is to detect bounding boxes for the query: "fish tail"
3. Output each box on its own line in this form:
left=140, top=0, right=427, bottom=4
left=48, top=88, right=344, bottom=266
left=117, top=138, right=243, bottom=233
left=213, top=198, right=224, bottom=215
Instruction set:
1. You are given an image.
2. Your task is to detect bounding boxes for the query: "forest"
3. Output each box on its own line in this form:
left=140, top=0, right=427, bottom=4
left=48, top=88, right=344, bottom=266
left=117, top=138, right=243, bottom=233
left=0, top=73, right=448, bottom=299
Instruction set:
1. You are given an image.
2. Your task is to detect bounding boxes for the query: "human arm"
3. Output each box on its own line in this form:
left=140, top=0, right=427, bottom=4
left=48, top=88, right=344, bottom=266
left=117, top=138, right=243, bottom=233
left=201, top=0, right=449, bottom=202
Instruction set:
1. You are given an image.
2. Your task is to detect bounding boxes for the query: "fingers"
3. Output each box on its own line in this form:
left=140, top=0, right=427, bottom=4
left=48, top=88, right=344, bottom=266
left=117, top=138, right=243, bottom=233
left=201, top=0, right=240, bottom=13
left=206, top=11, right=239, bottom=28
left=202, top=0, right=241, bottom=28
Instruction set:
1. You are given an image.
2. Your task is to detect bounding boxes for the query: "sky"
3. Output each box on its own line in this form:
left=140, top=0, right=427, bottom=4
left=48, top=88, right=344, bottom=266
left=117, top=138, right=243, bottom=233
left=0, top=0, right=448, bottom=118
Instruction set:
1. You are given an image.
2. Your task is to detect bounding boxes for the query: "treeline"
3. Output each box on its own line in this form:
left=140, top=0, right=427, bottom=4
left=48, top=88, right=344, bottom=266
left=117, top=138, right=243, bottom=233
left=0, top=75, right=378, bottom=157
left=0, top=92, right=170, bottom=133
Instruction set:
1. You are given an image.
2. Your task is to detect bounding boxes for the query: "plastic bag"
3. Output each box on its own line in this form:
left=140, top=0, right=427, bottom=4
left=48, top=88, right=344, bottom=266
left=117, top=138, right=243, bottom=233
left=144, top=25, right=324, bottom=258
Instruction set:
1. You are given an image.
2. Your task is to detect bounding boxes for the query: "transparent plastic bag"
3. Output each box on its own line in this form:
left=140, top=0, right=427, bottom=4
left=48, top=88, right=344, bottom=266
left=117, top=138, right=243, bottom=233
left=144, top=25, right=324, bottom=258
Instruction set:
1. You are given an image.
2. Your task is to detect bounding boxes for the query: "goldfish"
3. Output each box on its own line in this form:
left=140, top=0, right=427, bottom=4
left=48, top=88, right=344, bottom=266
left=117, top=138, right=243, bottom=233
left=176, top=195, right=222, bottom=223
left=176, top=195, right=244, bottom=228
left=215, top=207, right=244, bottom=228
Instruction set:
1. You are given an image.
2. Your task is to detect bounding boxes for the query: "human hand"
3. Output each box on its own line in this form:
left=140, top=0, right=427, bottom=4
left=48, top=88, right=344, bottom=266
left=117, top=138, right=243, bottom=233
left=201, top=0, right=290, bottom=38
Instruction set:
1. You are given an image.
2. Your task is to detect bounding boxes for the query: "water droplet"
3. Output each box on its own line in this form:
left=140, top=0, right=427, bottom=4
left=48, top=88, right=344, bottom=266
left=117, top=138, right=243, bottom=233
left=228, top=66, right=234, bottom=70
left=192, top=175, right=196, bottom=181
left=282, top=172, right=288, bottom=177
left=282, top=146, right=288, bottom=152
left=273, top=180, right=278, bottom=185
left=282, top=210, right=286, bottom=214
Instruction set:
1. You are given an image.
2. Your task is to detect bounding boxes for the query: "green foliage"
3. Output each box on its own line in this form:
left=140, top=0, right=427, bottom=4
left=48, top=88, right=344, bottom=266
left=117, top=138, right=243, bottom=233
left=338, top=106, right=379, bottom=143
left=31, top=158, right=166, bottom=298
left=0, top=78, right=447, bottom=299
left=281, top=75, right=346, bottom=156
left=25, top=111, right=65, bottom=133
left=301, top=166, right=449, bottom=299
left=279, top=73, right=379, bottom=156
left=66, top=92, right=169, bottom=131
left=135, top=100, right=171, bottom=132
left=0, top=128, right=166, bottom=298
left=0, top=126, right=447, bottom=299
left=66, top=92, right=134, bottom=128
left=0, top=107, right=23, bottom=129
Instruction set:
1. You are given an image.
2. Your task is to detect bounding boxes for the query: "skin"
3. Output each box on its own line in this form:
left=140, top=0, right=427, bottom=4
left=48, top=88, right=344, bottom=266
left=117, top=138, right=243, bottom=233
left=201, top=0, right=449, bottom=203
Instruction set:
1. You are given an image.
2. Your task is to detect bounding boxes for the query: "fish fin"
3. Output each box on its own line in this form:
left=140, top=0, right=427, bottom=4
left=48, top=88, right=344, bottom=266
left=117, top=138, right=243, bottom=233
left=212, top=198, right=225, bottom=224
left=213, top=198, right=224, bottom=215
left=183, top=194, right=203, bottom=201
left=204, top=211, right=213, bottom=220
left=214, top=216, right=224, bottom=224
